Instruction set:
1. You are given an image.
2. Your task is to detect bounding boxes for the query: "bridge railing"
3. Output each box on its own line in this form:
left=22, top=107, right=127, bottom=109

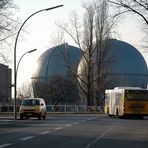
left=0, top=105, right=104, bottom=113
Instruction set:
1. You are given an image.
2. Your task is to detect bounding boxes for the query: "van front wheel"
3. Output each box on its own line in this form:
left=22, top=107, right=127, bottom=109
left=20, top=114, right=23, bottom=120
left=42, top=113, right=46, bottom=120
left=38, top=113, right=41, bottom=120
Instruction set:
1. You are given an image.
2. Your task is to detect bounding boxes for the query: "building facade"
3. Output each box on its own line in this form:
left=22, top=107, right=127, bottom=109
left=0, top=63, right=11, bottom=105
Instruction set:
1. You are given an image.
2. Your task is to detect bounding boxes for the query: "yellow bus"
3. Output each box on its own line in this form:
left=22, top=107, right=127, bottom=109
left=104, top=87, right=148, bottom=118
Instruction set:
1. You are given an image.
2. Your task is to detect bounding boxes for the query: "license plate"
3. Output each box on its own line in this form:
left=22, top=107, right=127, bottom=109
left=26, top=113, right=32, bottom=116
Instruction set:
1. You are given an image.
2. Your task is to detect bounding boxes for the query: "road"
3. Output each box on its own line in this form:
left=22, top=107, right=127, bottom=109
left=0, top=114, right=148, bottom=148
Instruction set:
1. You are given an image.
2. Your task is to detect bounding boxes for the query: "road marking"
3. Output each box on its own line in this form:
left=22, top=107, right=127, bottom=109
left=73, top=122, right=79, bottom=125
left=0, top=143, right=12, bottom=148
left=54, top=127, right=63, bottom=131
left=0, top=116, right=97, bottom=148
left=53, top=118, right=95, bottom=131
left=40, top=131, right=50, bottom=135
left=19, top=136, right=34, bottom=141
left=85, top=123, right=116, bottom=148
left=65, top=124, right=72, bottom=127
left=87, top=117, right=95, bottom=121
left=0, top=120, right=13, bottom=122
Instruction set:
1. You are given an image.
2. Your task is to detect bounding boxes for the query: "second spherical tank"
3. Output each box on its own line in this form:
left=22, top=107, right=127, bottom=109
left=110, top=39, right=147, bottom=88
left=77, top=39, right=148, bottom=89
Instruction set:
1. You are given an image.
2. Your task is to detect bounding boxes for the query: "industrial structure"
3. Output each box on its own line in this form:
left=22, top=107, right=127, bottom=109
left=31, top=40, right=148, bottom=105
left=0, top=63, right=11, bottom=105
left=32, top=43, right=82, bottom=105
left=109, top=39, right=147, bottom=88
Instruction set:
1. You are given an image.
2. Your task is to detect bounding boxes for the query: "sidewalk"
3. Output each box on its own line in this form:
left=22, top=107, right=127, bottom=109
left=0, top=112, right=17, bottom=120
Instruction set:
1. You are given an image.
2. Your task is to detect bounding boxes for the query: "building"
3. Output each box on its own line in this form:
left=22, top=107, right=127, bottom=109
left=0, top=63, right=12, bottom=105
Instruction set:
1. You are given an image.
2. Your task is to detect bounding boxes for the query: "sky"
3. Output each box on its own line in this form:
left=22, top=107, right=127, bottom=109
left=13, top=0, right=148, bottom=88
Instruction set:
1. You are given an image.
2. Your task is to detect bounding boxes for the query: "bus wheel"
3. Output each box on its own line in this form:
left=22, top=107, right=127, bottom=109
left=107, top=107, right=111, bottom=117
left=138, top=115, right=144, bottom=120
left=116, top=108, right=119, bottom=118
left=108, top=114, right=112, bottom=117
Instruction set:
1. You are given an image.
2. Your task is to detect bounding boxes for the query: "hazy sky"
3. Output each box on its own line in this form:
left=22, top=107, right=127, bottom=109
left=13, top=0, right=148, bottom=87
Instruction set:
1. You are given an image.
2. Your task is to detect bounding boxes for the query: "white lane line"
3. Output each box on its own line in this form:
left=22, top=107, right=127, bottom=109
left=54, top=127, right=63, bottom=131
left=40, top=131, right=50, bottom=135
left=54, top=118, right=95, bottom=131
left=85, top=123, right=116, bottom=148
left=73, top=122, right=79, bottom=125
left=0, top=143, right=12, bottom=148
left=87, top=117, right=95, bottom=121
left=0, top=120, right=13, bottom=122
left=65, top=124, right=72, bottom=127
left=19, top=136, right=34, bottom=141
left=72, top=117, right=96, bottom=126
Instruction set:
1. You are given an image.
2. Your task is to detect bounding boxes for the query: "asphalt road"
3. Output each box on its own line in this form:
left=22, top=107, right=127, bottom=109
left=0, top=114, right=148, bottom=148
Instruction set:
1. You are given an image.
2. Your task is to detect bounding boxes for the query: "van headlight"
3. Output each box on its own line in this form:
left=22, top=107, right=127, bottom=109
left=19, top=107, right=24, bottom=113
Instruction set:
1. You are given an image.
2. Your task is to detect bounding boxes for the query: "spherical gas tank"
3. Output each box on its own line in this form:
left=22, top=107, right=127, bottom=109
left=110, top=39, right=147, bottom=88
left=32, top=43, right=81, bottom=80
left=77, top=39, right=148, bottom=88
left=32, top=43, right=82, bottom=104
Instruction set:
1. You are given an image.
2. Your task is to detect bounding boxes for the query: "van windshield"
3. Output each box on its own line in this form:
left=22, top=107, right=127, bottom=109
left=21, top=99, right=40, bottom=106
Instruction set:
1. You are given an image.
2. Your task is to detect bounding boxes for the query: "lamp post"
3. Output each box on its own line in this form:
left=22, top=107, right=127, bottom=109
left=16, top=49, right=37, bottom=77
left=14, top=5, right=64, bottom=119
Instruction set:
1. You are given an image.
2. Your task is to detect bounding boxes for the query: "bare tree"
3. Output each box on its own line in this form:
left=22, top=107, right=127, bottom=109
left=57, top=0, right=116, bottom=106
left=108, top=0, right=148, bottom=50
left=32, top=75, right=80, bottom=106
left=17, top=81, right=34, bottom=99
left=0, top=0, right=18, bottom=64
left=108, top=0, right=148, bottom=26
left=48, top=76, right=79, bottom=105
left=50, top=27, right=65, bottom=46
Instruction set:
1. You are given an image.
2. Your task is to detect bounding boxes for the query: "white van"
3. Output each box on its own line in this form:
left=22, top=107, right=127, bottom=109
left=19, top=98, right=46, bottom=120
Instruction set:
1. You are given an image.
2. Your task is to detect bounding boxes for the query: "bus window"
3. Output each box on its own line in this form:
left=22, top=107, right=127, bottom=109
left=126, top=90, right=148, bottom=101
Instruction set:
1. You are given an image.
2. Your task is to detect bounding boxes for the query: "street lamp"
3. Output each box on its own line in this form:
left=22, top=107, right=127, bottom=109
left=14, top=5, right=64, bottom=119
left=16, top=49, right=37, bottom=77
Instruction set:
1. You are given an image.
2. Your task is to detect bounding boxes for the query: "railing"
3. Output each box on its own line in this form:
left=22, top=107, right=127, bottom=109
left=0, top=105, right=104, bottom=113
left=46, top=105, right=88, bottom=112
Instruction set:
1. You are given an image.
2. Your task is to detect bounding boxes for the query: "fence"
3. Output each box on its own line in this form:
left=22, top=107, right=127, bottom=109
left=0, top=105, right=104, bottom=113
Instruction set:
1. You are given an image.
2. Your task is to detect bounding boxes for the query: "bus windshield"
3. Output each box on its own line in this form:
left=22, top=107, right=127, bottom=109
left=126, top=90, right=148, bottom=101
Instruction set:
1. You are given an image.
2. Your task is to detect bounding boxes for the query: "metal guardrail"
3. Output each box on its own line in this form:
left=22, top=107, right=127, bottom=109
left=0, top=105, right=104, bottom=113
